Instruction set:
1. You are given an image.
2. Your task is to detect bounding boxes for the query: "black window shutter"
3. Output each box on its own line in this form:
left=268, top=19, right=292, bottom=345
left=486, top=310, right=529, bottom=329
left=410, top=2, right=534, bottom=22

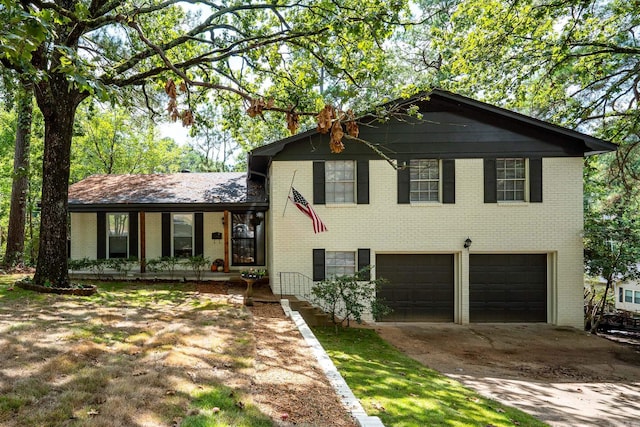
left=442, top=159, right=456, bottom=204
left=96, top=212, right=106, bottom=259
left=313, top=249, right=325, bottom=281
left=483, top=159, right=497, bottom=203
left=357, top=160, right=369, bottom=204
left=357, top=248, right=371, bottom=280
left=194, top=213, right=204, bottom=256
left=313, top=162, right=325, bottom=205
left=397, top=163, right=410, bottom=204
left=129, top=212, right=138, bottom=258
left=529, top=158, right=543, bottom=203
left=161, top=213, right=171, bottom=257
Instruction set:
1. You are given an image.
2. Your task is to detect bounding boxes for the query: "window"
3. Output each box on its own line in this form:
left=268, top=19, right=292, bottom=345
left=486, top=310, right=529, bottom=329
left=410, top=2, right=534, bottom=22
left=625, top=289, right=633, bottom=303
left=107, top=213, right=128, bottom=258
left=410, top=159, right=440, bottom=202
left=173, top=213, right=193, bottom=258
left=326, top=251, right=355, bottom=277
left=635, top=291, right=640, bottom=305
left=232, top=212, right=265, bottom=266
left=497, top=158, right=526, bottom=201
left=619, top=287, right=624, bottom=303
left=325, top=160, right=355, bottom=203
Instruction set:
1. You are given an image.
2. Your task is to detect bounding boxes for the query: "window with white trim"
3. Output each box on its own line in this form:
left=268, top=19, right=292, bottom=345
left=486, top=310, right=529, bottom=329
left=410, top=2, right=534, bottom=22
left=173, top=213, right=193, bottom=258
left=410, top=159, right=440, bottom=202
left=497, top=158, right=526, bottom=201
left=635, top=291, right=640, bottom=304
left=107, top=213, right=128, bottom=258
left=325, top=160, right=355, bottom=204
left=619, top=287, right=624, bottom=303
left=326, top=251, right=355, bottom=277
left=625, top=289, right=633, bottom=303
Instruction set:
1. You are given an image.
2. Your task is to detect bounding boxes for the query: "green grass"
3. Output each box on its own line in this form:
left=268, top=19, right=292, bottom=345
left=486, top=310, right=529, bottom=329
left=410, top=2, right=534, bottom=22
left=313, top=327, right=548, bottom=427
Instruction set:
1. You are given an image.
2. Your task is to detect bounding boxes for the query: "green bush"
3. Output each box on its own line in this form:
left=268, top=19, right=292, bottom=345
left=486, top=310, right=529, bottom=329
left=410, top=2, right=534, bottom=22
left=187, top=255, right=210, bottom=282
left=311, top=267, right=391, bottom=327
left=146, top=256, right=182, bottom=279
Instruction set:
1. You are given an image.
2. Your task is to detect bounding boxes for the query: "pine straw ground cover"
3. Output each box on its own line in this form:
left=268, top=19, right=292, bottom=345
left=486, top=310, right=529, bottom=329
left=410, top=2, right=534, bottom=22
left=0, top=276, right=354, bottom=427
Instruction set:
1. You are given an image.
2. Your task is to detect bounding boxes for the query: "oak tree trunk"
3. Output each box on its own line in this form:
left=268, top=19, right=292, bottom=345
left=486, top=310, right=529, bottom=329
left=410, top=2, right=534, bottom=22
left=3, top=83, right=33, bottom=268
left=32, top=75, right=85, bottom=287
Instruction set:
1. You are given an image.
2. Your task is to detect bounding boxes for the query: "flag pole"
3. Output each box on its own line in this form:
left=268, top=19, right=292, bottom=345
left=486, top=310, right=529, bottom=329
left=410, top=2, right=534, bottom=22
left=282, top=169, right=297, bottom=217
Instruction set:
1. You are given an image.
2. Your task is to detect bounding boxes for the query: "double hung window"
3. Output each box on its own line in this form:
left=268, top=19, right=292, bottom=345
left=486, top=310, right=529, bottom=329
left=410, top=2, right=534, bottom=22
left=496, top=158, right=526, bottom=202
left=325, top=160, right=355, bottom=204
left=410, top=159, right=440, bottom=202
left=107, top=213, right=128, bottom=258
left=173, top=213, right=193, bottom=258
left=325, top=251, right=356, bottom=277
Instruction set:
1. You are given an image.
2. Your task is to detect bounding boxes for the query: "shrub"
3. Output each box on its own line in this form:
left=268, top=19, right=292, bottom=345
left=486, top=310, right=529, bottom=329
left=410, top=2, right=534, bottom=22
left=187, top=255, right=210, bottom=282
left=146, top=256, right=182, bottom=279
left=311, top=267, right=391, bottom=328
left=108, top=257, right=138, bottom=278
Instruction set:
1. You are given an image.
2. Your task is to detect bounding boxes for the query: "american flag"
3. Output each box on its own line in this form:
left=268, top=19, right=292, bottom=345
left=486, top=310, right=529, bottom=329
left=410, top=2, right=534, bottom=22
left=289, top=187, right=327, bottom=233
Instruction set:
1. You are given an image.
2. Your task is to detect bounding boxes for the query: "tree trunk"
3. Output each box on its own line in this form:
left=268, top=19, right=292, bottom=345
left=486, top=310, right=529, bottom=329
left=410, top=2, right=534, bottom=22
left=3, top=83, right=33, bottom=268
left=33, top=77, right=85, bottom=287
left=590, top=278, right=612, bottom=334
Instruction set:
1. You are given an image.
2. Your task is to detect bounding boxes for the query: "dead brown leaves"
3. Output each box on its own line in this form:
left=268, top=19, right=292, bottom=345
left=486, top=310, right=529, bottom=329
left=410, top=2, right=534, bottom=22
left=164, top=79, right=194, bottom=127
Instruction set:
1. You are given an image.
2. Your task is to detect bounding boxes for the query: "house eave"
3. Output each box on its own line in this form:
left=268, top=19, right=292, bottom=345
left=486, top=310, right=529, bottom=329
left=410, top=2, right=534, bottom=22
left=68, top=202, right=269, bottom=213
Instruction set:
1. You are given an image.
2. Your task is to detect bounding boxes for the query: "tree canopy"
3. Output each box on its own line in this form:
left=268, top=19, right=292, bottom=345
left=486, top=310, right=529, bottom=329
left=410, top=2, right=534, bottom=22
left=0, top=0, right=409, bottom=285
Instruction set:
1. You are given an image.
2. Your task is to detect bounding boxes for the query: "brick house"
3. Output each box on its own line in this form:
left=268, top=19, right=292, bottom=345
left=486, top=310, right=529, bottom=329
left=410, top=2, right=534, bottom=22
left=68, top=90, right=617, bottom=328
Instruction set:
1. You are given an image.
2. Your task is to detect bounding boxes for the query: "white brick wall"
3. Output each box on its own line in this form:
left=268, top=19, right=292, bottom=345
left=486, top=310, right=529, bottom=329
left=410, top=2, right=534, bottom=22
left=70, top=212, right=97, bottom=259
left=268, top=158, right=585, bottom=328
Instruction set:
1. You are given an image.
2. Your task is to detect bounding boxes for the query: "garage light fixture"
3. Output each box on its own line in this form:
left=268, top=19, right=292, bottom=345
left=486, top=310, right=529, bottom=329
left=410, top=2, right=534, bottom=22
left=464, top=237, right=472, bottom=249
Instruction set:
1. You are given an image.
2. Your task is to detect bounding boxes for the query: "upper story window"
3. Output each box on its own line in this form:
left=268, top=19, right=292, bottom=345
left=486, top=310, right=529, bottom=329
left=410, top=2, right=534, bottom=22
left=325, top=160, right=355, bottom=204
left=484, top=158, right=542, bottom=204
left=410, top=159, right=440, bottom=202
left=496, top=158, right=526, bottom=202
left=107, top=213, right=128, bottom=258
left=326, top=251, right=356, bottom=277
left=173, top=213, right=193, bottom=258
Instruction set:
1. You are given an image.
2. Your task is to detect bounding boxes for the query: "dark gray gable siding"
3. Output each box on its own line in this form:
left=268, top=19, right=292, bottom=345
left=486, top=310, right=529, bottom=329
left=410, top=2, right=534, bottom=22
left=266, top=110, right=588, bottom=163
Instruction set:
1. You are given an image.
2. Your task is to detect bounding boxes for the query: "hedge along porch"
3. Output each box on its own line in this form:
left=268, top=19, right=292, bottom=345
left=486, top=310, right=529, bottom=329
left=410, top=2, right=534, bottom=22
left=68, top=172, right=267, bottom=274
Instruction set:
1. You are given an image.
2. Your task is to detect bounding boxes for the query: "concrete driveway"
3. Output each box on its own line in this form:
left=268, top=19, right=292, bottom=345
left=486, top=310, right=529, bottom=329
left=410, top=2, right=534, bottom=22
left=374, top=323, right=640, bottom=427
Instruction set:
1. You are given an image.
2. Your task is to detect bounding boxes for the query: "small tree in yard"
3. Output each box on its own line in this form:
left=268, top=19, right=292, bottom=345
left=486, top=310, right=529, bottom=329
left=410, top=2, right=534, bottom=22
left=311, top=267, right=391, bottom=329
left=584, top=187, right=640, bottom=333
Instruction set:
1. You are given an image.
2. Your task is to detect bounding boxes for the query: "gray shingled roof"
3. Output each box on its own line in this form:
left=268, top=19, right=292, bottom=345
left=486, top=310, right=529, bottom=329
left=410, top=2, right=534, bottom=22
left=68, top=172, right=266, bottom=209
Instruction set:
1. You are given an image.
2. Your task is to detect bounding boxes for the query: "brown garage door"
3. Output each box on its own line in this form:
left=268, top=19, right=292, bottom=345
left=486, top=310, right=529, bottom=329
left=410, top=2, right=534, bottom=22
left=376, top=254, right=454, bottom=322
left=470, top=254, right=547, bottom=322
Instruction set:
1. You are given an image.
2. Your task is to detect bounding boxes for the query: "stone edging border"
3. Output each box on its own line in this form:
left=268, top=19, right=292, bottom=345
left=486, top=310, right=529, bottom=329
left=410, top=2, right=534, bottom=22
left=280, top=299, right=385, bottom=427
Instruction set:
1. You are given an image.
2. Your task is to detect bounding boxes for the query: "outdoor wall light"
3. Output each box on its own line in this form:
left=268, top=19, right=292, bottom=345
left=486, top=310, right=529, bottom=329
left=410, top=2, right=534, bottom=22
left=464, top=237, right=472, bottom=249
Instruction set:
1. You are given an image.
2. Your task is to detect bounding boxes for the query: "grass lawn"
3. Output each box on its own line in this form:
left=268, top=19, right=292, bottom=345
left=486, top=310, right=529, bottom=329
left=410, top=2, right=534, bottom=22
left=313, top=326, right=548, bottom=427
left=0, top=275, right=272, bottom=427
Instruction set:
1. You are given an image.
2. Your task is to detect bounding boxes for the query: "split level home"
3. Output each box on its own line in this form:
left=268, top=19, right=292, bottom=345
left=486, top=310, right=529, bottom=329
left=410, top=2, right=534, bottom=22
left=68, top=89, right=617, bottom=328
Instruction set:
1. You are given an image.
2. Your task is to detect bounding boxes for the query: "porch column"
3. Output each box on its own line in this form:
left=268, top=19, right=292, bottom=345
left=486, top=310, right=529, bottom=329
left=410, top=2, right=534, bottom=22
left=223, top=210, right=230, bottom=273
left=139, top=211, right=146, bottom=273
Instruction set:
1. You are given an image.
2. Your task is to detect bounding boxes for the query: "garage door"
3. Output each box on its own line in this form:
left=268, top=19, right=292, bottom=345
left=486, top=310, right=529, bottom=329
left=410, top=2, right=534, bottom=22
left=470, top=254, right=547, bottom=322
left=376, top=254, right=454, bottom=322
